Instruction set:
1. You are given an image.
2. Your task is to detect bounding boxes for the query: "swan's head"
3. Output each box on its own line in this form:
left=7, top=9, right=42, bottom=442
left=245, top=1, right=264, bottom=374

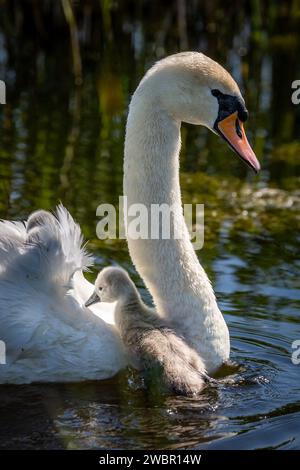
left=85, top=266, right=136, bottom=306
left=137, top=52, right=260, bottom=172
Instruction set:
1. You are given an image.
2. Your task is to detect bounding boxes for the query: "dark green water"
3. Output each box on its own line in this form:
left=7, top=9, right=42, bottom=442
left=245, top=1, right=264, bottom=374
left=0, top=1, right=299, bottom=450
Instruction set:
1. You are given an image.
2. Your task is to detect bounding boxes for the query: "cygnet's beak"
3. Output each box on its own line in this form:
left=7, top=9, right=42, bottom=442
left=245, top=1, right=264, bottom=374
left=214, top=111, right=260, bottom=173
left=85, top=291, right=101, bottom=308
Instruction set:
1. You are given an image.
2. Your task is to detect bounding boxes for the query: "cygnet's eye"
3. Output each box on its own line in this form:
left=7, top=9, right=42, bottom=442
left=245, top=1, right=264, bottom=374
left=99, top=286, right=103, bottom=291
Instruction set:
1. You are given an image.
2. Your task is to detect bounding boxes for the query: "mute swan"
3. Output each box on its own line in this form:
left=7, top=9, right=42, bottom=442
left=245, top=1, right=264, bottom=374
left=124, top=52, right=259, bottom=373
left=85, top=266, right=210, bottom=396
left=0, top=52, right=260, bottom=384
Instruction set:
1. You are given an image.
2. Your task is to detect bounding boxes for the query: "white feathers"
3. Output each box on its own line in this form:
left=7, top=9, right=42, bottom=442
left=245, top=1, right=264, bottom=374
left=0, top=205, right=125, bottom=384
left=54, top=204, right=93, bottom=280
left=0, top=205, right=92, bottom=287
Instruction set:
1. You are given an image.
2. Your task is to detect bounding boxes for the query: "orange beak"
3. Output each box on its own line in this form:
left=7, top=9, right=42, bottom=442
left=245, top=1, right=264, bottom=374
left=215, top=111, right=260, bottom=173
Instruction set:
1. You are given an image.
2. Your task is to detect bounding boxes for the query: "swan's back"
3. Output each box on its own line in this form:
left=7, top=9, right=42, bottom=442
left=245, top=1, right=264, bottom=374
left=0, top=206, right=125, bottom=384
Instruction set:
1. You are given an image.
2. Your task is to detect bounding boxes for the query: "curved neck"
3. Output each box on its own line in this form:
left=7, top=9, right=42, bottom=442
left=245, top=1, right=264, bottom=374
left=123, top=92, right=218, bottom=329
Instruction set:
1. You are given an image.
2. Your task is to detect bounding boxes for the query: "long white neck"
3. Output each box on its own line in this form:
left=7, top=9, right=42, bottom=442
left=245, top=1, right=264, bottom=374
left=123, top=89, right=230, bottom=372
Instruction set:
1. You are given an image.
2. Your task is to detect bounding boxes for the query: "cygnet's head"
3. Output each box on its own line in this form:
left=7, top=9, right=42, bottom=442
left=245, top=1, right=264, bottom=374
left=135, top=52, right=260, bottom=172
left=85, top=267, right=136, bottom=307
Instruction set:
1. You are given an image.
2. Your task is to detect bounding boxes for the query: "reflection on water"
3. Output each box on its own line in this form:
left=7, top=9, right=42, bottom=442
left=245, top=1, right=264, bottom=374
left=0, top=1, right=299, bottom=450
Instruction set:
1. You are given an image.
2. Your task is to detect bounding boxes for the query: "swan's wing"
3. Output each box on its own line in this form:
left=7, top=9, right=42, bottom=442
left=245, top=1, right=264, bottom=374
left=55, top=204, right=93, bottom=280
left=0, top=205, right=93, bottom=286
left=0, top=288, right=125, bottom=383
left=0, top=206, right=125, bottom=382
left=25, top=205, right=93, bottom=286
left=0, top=205, right=93, bottom=358
left=0, top=219, right=26, bottom=243
left=0, top=219, right=27, bottom=273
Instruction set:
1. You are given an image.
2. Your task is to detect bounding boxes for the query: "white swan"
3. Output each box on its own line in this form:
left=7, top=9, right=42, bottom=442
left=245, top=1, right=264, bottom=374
left=0, top=52, right=260, bottom=384
left=124, top=52, right=259, bottom=373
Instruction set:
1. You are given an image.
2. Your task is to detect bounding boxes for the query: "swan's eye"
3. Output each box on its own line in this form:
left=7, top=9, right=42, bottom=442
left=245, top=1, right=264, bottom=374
left=211, top=89, right=221, bottom=98
left=99, top=286, right=103, bottom=291
left=211, top=89, right=248, bottom=126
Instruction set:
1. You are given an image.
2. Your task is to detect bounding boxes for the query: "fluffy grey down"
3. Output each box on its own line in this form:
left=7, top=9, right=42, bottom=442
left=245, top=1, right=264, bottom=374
left=95, top=267, right=212, bottom=396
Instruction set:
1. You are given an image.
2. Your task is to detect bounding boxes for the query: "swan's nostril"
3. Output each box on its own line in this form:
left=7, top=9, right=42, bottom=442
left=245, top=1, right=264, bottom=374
left=235, top=118, right=243, bottom=138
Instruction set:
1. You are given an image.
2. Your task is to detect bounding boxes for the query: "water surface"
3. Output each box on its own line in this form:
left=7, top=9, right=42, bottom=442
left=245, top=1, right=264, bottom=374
left=0, top=1, right=299, bottom=450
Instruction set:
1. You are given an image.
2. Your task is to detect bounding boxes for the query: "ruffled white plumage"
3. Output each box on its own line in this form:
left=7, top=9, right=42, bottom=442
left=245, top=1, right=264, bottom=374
left=0, top=205, right=125, bottom=384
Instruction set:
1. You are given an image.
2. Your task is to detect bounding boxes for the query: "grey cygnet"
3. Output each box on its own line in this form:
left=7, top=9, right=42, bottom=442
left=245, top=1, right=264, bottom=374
left=85, top=266, right=212, bottom=396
